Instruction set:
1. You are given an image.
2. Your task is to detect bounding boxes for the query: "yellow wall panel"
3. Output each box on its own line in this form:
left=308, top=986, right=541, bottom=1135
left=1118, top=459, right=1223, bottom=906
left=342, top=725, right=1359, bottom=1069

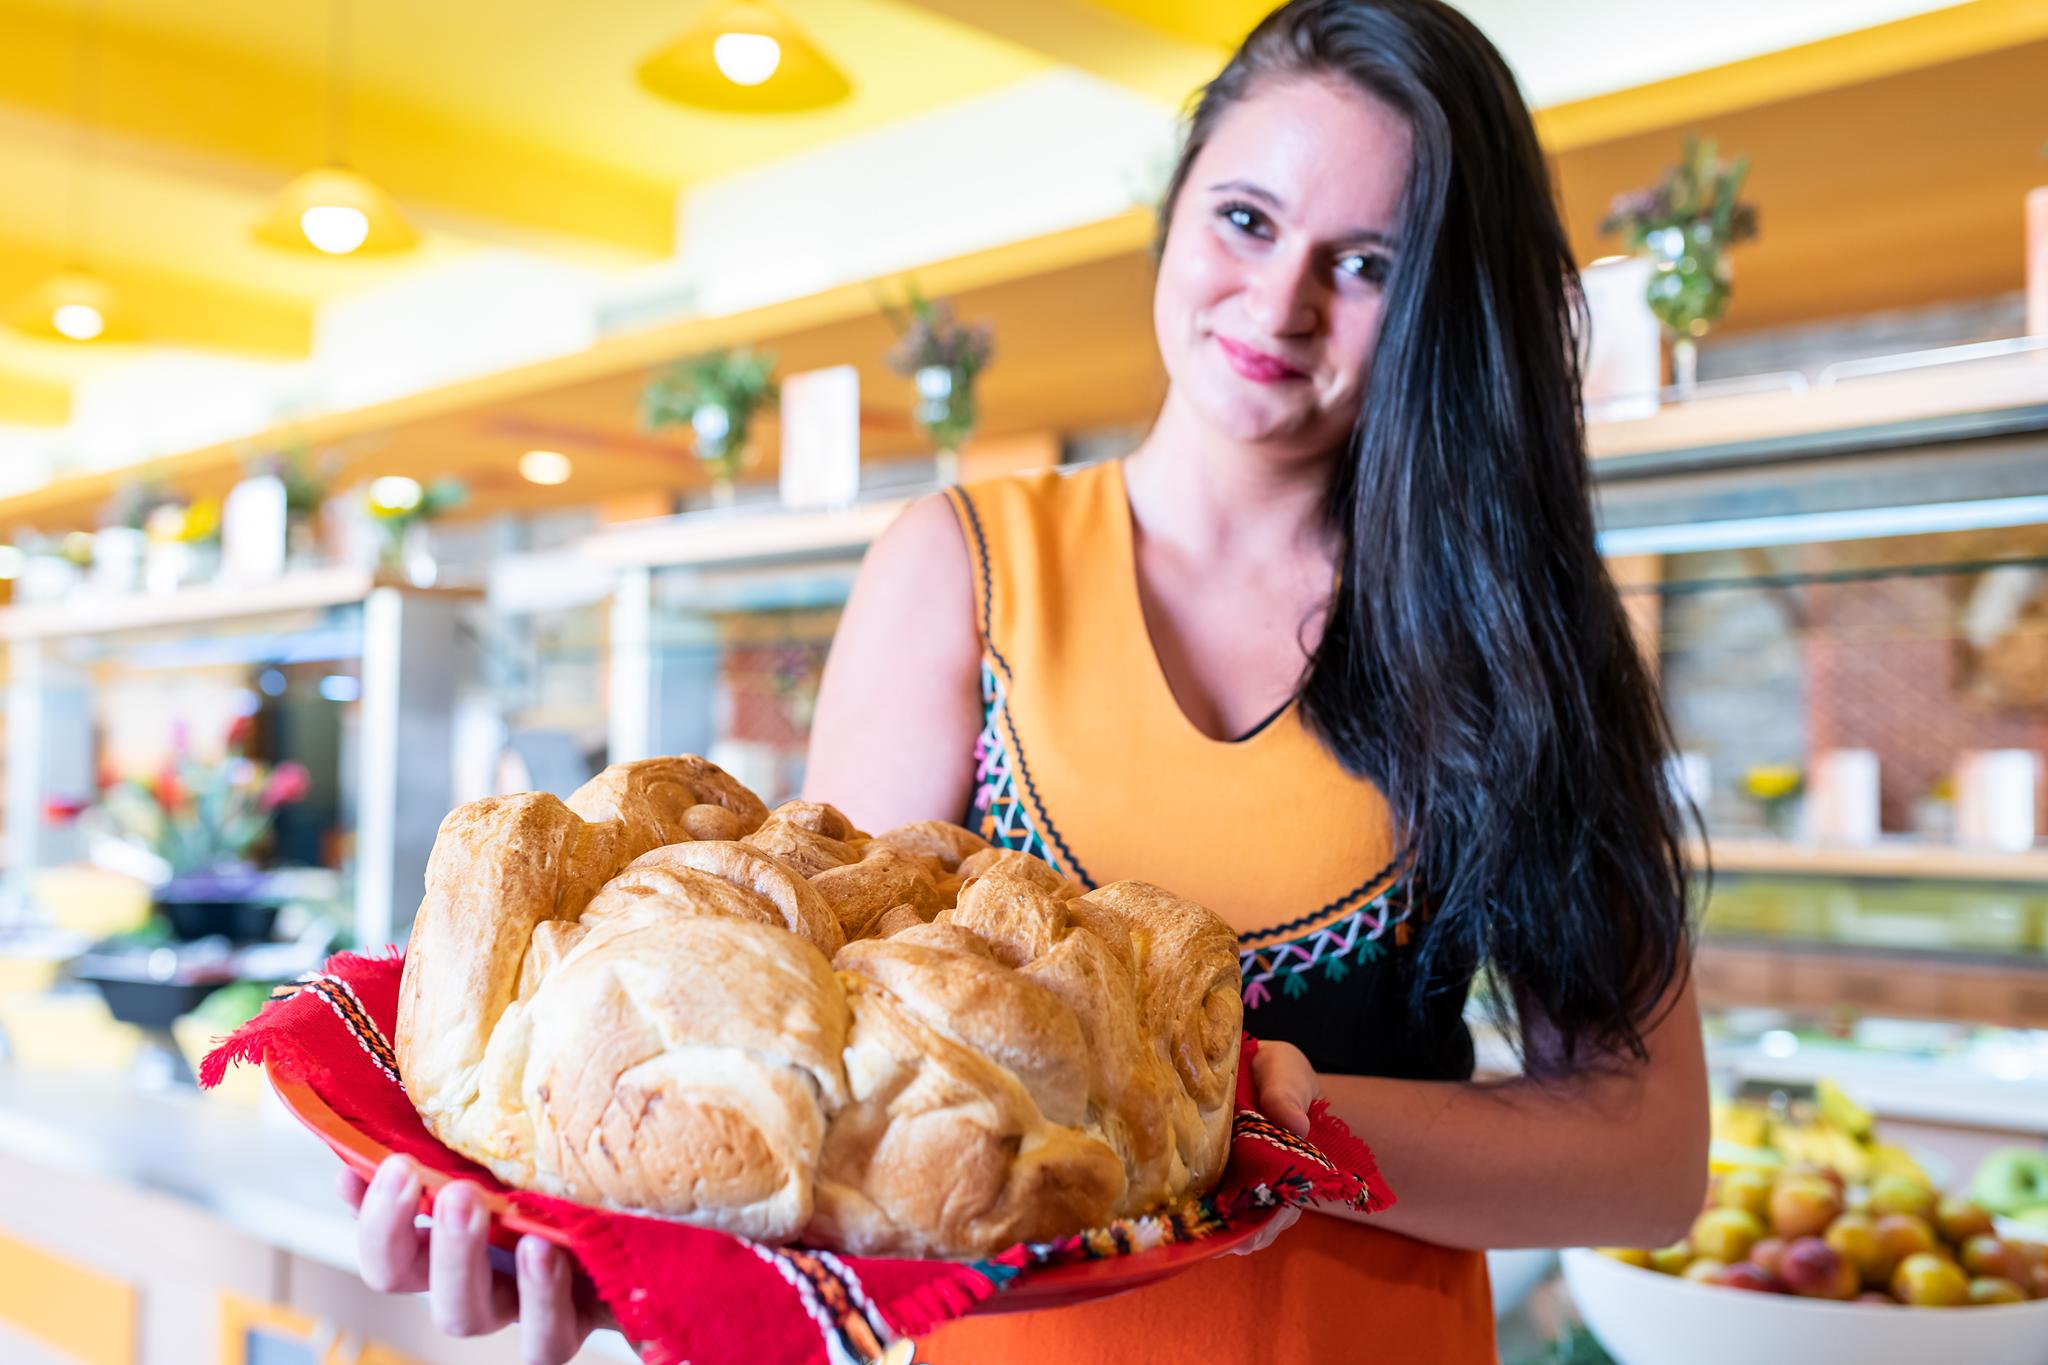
left=0, top=1227, right=138, bottom=1365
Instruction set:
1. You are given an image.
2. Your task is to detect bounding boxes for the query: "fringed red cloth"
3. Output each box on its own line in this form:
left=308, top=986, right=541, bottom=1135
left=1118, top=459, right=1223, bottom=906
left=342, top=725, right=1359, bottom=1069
left=205, top=951, right=1392, bottom=1365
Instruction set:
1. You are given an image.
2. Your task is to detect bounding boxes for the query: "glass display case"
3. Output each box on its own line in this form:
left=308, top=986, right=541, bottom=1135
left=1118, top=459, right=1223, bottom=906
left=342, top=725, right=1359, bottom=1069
left=1597, top=352, right=2048, bottom=1028
left=1, top=575, right=476, bottom=950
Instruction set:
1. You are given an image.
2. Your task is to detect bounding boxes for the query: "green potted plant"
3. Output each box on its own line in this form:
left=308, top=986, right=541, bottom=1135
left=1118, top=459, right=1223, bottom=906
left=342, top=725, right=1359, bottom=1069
left=884, top=285, right=994, bottom=486
left=1600, top=134, right=1759, bottom=394
left=641, top=346, right=779, bottom=505
left=366, top=475, right=466, bottom=585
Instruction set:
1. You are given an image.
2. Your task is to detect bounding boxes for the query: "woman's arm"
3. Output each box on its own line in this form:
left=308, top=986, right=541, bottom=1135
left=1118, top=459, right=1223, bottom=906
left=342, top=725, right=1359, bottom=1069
left=801, top=493, right=983, bottom=829
left=1311, top=972, right=1709, bottom=1250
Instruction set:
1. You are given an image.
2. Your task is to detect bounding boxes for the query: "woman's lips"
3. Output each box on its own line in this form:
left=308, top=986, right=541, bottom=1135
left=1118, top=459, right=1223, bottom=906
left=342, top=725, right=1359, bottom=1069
left=1215, top=336, right=1308, bottom=383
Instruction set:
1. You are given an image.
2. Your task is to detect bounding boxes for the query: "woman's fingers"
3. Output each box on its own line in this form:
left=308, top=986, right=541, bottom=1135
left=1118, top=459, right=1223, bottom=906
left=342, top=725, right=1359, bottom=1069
left=517, top=1236, right=591, bottom=1365
left=337, top=1167, right=368, bottom=1213
left=427, top=1181, right=517, bottom=1338
left=1253, top=1040, right=1319, bottom=1137
left=356, top=1156, right=429, bottom=1294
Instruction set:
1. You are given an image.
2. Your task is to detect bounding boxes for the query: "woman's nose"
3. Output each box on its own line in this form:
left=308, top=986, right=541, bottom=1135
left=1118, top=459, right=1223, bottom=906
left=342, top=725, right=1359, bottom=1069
left=1243, top=247, right=1321, bottom=338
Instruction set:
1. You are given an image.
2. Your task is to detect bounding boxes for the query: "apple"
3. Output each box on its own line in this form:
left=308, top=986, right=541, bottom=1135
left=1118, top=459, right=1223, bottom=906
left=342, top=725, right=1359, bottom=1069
left=1936, top=1197, right=1996, bottom=1245
left=1780, top=1237, right=1858, bottom=1300
left=1856, top=1290, right=1899, bottom=1305
left=1960, top=1235, right=2033, bottom=1286
left=1691, top=1208, right=1766, bottom=1265
left=1683, top=1257, right=1728, bottom=1286
left=1892, top=1252, right=1969, bottom=1307
left=1717, top=1168, right=1774, bottom=1221
left=1867, top=1175, right=1938, bottom=1223
left=1824, top=1213, right=1888, bottom=1287
left=1969, top=1277, right=2028, bottom=1306
left=1971, top=1148, right=2048, bottom=1217
left=1649, top=1240, right=1692, bottom=1276
left=1598, top=1247, right=1652, bottom=1269
left=1748, top=1236, right=1787, bottom=1277
left=1872, top=1213, right=1938, bottom=1281
left=1780, top=1162, right=1846, bottom=1198
left=1721, top=1262, right=1785, bottom=1294
left=1769, top=1174, right=1843, bottom=1239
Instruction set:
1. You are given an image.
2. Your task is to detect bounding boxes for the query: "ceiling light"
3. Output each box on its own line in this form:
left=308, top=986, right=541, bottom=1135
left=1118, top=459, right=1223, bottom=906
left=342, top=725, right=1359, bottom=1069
left=713, top=32, right=781, bottom=86
left=301, top=204, right=371, bottom=255
left=8, top=269, right=125, bottom=344
left=255, top=167, right=417, bottom=257
left=636, top=0, right=850, bottom=114
left=519, top=450, right=573, bottom=486
left=258, top=0, right=416, bottom=257
left=53, top=303, right=104, bottom=341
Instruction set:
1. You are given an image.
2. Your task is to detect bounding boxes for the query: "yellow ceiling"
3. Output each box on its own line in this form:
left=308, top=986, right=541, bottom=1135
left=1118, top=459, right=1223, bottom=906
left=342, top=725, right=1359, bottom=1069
left=1079, top=0, right=1269, bottom=49
left=2, top=0, right=2041, bottom=435
left=0, top=0, right=1065, bottom=421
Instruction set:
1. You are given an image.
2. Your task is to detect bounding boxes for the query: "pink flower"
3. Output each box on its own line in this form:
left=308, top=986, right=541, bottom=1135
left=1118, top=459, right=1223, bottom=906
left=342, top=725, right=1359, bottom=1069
left=260, top=762, right=312, bottom=809
left=42, top=795, right=89, bottom=825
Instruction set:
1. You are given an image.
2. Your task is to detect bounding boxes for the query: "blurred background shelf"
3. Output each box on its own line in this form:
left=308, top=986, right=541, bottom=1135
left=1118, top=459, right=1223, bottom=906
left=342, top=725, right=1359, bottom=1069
left=0, top=568, right=477, bottom=642
left=1698, top=838, right=2048, bottom=883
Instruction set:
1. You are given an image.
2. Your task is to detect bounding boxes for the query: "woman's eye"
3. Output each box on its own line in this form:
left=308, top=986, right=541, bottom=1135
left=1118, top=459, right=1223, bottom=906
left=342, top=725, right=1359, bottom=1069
left=1338, top=253, right=1388, bottom=285
left=1218, top=202, right=1267, bottom=237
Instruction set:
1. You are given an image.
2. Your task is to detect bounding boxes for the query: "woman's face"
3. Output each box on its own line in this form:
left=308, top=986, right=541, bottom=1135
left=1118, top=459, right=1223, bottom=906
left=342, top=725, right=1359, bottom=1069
left=1154, top=74, right=1413, bottom=459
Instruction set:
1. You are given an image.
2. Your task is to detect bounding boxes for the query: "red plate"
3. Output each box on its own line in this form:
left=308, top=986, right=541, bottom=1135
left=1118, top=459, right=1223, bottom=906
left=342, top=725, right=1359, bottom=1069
left=269, top=1060, right=1263, bottom=1313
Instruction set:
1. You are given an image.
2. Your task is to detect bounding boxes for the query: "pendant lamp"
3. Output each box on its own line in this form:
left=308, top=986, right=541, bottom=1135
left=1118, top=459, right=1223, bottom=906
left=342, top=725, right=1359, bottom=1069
left=636, top=0, right=852, bottom=114
left=11, top=0, right=125, bottom=342
left=256, top=0, right=416, bottom=256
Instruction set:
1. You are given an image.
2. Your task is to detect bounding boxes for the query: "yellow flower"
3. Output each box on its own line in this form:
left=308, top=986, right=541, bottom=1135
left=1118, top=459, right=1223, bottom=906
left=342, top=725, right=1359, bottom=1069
left=1742, top=764, right=1801, bottom=802
left=178, top=498, right=222, bottom=544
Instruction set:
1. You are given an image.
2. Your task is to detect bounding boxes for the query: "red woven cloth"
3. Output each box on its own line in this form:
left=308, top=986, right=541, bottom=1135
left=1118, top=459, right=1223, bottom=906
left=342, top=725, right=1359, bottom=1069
left=204, top=951, right=1392, bottom=1365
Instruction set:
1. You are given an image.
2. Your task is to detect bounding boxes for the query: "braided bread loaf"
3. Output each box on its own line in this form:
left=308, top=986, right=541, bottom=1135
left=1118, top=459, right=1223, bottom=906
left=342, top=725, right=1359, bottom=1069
left=395, top=757, right=1242, bottom=1257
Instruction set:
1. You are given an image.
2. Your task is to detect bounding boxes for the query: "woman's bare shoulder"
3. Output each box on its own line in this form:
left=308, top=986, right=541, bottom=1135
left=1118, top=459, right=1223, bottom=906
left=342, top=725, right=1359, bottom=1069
left=801, top=494, right=982, bottom=829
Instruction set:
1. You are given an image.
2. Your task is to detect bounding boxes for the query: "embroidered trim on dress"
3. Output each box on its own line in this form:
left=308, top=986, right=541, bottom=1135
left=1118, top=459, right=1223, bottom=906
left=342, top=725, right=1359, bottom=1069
left=969, top=661, right=1067, bottom=876
left=1238, top=883, right=1415, bottom=1010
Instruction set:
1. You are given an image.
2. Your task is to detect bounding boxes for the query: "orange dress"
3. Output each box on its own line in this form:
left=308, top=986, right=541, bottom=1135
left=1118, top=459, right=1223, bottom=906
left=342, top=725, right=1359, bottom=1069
left=920, top=462, right=1496, bottom=1364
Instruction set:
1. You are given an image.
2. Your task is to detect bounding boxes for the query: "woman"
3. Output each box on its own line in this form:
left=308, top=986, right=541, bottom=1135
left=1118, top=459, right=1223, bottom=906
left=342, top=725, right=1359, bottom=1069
left=347, top=2, right=1707, bottom=1360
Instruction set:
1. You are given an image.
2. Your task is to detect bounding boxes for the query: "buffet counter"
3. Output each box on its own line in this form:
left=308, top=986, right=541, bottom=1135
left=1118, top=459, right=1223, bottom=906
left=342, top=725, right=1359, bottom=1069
left=0, top=1064, right=639, bottom=1365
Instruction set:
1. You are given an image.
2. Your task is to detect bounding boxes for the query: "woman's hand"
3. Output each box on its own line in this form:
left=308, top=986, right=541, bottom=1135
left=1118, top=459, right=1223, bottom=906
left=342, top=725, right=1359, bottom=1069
left=341, top=1155, right=606, bottom=1364
left=1226, top=1040, right=1319, bottom=1257
left=1251, top=1038, right=1319, bottom=1137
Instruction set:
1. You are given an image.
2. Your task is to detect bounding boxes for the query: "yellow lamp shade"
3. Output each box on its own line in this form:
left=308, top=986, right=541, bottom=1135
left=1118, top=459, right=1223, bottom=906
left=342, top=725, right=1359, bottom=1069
left=636, top=0, right=852, bottom=114
left=254, top=166, right=419, bottom=256
left=7, top=268, right=131, bottom=343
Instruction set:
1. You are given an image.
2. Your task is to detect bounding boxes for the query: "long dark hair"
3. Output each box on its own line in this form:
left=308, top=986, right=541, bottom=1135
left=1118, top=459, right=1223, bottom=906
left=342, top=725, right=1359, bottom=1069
left=1160, top=0, right=1697, bottom=1074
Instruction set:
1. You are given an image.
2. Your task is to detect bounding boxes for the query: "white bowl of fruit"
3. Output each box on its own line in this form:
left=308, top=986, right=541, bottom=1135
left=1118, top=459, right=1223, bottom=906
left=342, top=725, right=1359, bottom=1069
left=1563, top=1167, right=2048, bottom=1365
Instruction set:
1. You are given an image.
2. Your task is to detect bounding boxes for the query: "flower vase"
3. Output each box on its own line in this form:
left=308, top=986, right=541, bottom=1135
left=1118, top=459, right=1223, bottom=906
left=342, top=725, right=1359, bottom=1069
left=914, top=363, right=973, bottom=486
left=402, top=522, right=437, bottom=588
left=692, top=404, right=744, bottom=507
left=91, top=527, right=148, bottom=595
left=145, top=541, right=190, bottom=597
left=286, top=517, right=322, bottom=572
left=1645, top=222, right=1731, bottom=397
left=1670, top=336, right=1700, bottom=394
